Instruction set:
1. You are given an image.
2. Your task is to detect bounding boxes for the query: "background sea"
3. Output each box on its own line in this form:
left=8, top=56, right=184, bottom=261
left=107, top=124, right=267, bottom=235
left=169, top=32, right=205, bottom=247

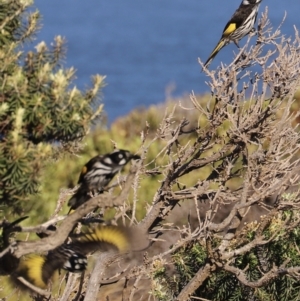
left=33, top=0, right=299, bottom=124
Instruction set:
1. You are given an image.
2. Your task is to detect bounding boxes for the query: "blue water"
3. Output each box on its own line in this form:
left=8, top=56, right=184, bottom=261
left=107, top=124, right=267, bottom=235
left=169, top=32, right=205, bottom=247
left=33, top=0, right=299, bottom=123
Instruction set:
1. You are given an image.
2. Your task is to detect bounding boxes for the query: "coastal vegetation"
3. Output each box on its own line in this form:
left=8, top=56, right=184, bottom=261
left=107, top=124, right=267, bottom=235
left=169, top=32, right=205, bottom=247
left=1, top=1, right=300, bottom=300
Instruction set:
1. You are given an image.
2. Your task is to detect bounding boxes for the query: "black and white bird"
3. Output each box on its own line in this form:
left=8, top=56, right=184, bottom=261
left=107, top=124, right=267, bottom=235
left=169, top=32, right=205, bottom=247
left=68, top=149, right=140, bottom=211
left=204, top=0, right=262, bottom=68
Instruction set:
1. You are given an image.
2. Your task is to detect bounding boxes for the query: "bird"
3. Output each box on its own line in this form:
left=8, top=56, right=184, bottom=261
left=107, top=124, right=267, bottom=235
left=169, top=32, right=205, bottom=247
left=10, top=225, right=131, bottom=290
left=203, top=0, right=262, bottom=68
left=68, top=149, right=140, bottom=211
left=14, top=246, right=88, bottom=289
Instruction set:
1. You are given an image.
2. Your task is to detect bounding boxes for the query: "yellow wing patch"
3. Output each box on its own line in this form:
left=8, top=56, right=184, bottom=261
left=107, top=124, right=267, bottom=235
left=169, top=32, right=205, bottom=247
left=17, top=255, right=47, bottom=289
left=223, top=23, right=236, bottom=37
left=83, top=226, right=130, bottom=252
left=81, top=165, right=88, bottom=175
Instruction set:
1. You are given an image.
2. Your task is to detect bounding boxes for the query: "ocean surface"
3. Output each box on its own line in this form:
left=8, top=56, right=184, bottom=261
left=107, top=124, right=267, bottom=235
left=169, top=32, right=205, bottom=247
left=33, top=1, right=299, bottom=124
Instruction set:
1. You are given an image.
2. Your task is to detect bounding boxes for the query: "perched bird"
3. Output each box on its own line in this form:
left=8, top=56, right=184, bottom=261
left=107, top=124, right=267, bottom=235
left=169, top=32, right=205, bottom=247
left=68, top=149, right=140, bottom=211
left=11, top=225, right=131, bottom=290
left=203, top=0, right=262, bottom=68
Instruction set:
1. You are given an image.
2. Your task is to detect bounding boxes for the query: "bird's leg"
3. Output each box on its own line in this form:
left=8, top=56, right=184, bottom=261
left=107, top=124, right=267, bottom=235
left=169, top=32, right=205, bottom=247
left=233, top=40, right=241, bottom=49
left=232, top=40, right=248, bottom=63
left=88, top=189, right=99, bottom=198
left=81, top=189, right=102, bottom=219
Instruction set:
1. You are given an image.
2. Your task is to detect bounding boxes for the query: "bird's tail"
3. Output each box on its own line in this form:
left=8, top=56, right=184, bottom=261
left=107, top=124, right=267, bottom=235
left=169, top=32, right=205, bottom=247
left=203, top=38, right=227, bottom=68
left=67, top=188, right=90, bottom=213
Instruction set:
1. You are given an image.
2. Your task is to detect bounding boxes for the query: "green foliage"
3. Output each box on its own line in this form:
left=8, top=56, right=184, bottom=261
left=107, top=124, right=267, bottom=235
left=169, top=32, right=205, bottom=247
left=150, top=258, right=178, bottom=301
left=173, top=241, right=207, bottom=287
left=0, top=0, right=104, bottom=213
left=162, top=211, right=300, bottom=301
